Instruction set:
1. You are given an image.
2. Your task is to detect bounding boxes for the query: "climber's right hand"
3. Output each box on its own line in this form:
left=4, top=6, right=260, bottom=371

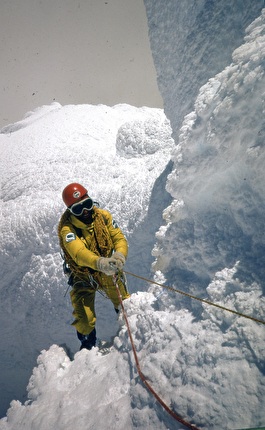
left=96, top=257, right=118, bottom=275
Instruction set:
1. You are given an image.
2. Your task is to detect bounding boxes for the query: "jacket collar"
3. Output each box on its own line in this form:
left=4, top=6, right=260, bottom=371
left=69, top=211, right=94, bottom=229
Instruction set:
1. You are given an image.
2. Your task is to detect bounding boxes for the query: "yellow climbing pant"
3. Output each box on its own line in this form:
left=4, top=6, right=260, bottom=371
left=70, top=272, right=130, bottom=335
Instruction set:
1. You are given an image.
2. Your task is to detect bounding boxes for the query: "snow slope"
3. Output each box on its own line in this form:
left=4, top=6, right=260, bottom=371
left=1, top=4, right=265, bottom=430
left=0, top=103, right=174, bottom=420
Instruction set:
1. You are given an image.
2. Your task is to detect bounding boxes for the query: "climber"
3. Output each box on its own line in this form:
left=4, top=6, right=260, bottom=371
left=58, top=182, right=130, bottom=350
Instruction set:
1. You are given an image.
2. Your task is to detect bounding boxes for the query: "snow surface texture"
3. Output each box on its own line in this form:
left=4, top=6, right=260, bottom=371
left=0, top=103, right=174, bottom=421
left=151, top=7, right=265, bottom=429
left=153, top=9, right=265, bottom=293
left=144, top=0, right=264, bottom=139
left=1, top=6, right=265, bottom=430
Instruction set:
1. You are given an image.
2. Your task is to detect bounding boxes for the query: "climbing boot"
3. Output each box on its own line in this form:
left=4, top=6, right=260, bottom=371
left=77, top=328, right=97, bottom=350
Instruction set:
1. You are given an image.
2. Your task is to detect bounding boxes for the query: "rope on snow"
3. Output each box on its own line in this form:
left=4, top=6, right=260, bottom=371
left=112, top=269, right=264, bottom=429
left=124, top=271, right=265, bottom=326
left=114, top=274, right=201, bottom=430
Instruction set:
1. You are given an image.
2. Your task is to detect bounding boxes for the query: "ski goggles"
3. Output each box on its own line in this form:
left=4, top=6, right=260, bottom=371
left=69, top=196, right=94, bottom=216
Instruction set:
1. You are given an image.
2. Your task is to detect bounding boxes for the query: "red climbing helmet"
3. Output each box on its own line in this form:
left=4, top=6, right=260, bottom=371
left=62, top=183, right=88, bottom=207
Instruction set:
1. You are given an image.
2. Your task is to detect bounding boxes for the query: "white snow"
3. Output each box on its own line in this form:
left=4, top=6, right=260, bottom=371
left=1, top=3, right=265, bottom=430
left=144, top=0, right=265, bottom=139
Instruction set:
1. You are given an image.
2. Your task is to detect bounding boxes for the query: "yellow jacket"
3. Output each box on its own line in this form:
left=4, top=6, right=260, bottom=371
left=59, top=207, right=128, bottom=271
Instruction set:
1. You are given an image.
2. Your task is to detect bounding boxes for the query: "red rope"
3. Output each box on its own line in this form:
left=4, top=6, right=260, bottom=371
left=114, top=277, right=200, bottom=430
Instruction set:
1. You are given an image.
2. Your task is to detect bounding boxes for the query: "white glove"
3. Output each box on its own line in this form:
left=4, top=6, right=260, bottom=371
left=112, top=252, right=126, bottom=270
left=96, top=257, right=119, bottom=275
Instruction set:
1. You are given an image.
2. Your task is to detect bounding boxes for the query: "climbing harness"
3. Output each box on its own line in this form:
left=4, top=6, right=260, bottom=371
left=124, top=271, right=265, bottom=326
left=113, top=274, right=201, bottom=430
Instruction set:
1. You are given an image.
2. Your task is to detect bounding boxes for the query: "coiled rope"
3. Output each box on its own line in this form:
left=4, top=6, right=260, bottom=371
left=124, top=271, right=265, bottom=326
left=114, top=275, right=201, bottom=430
